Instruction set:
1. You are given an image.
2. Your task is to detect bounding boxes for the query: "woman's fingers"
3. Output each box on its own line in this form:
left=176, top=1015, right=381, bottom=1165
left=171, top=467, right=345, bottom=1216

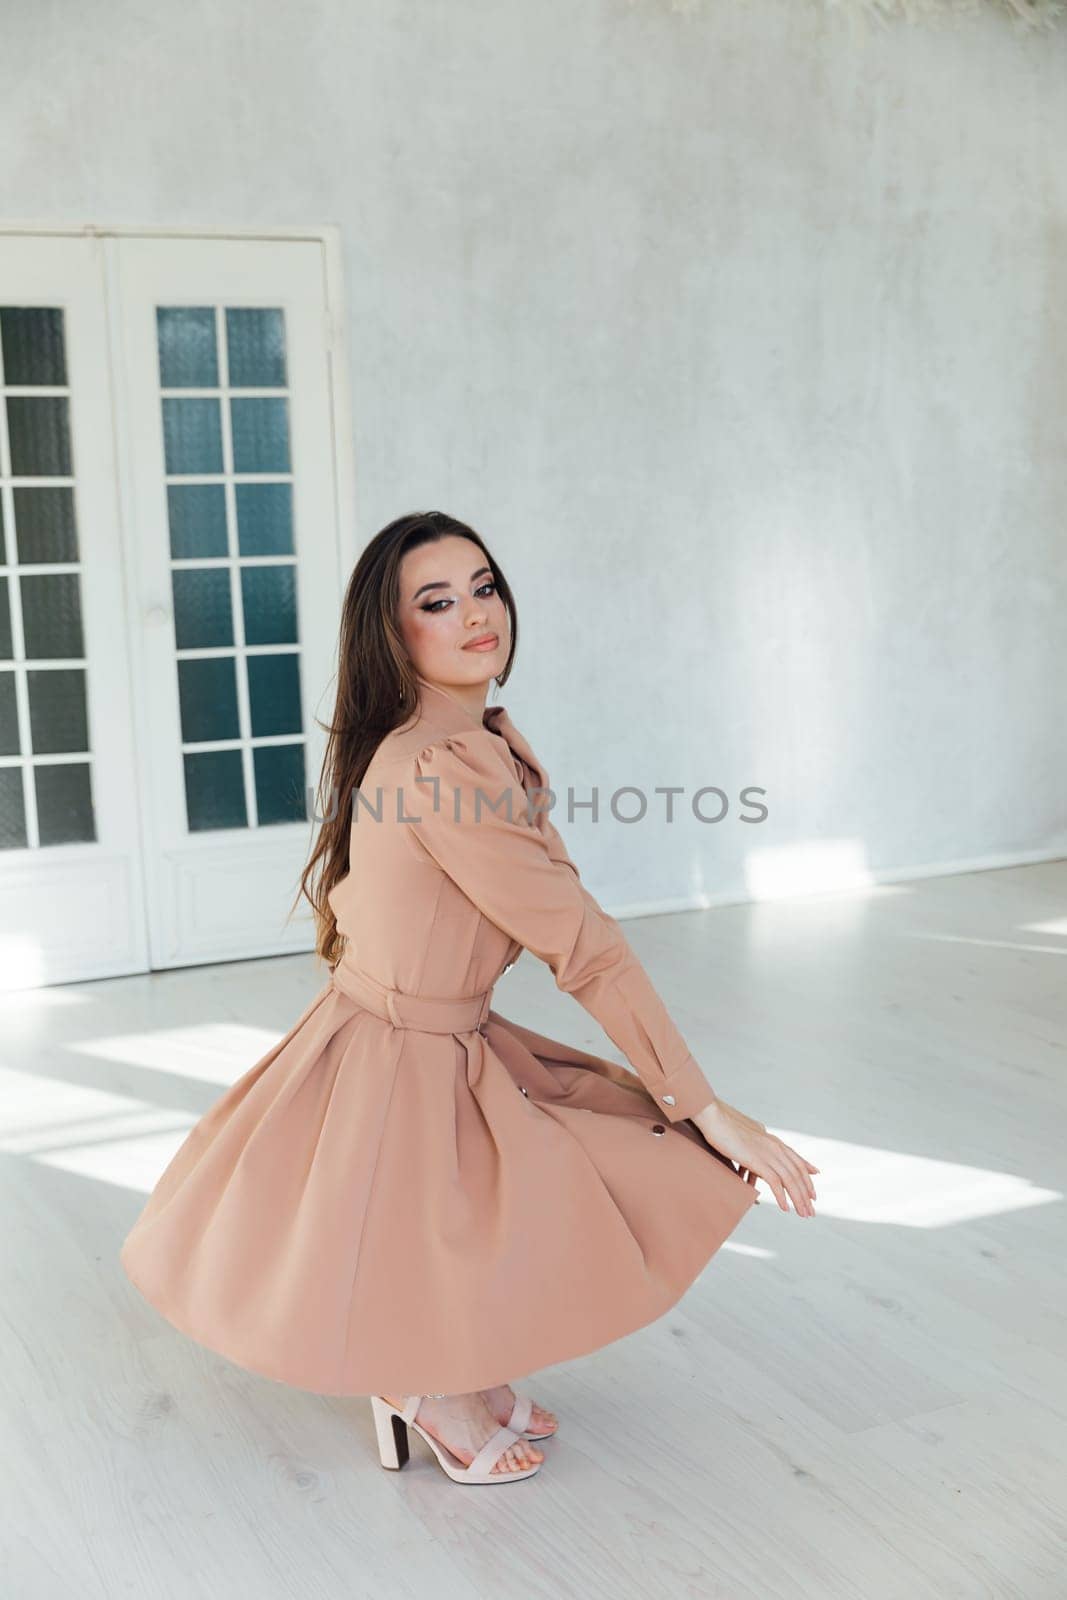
left=765, top=1171, right=790, bottom=1212
left=788, top=1146, right=818, bottom=1201
left=782, top=1153, right=814, bottom=1215
left=771, top=1139, right=818, bottom=1212
left=777, top=1171, right=811, bottom=1215
left=766, top=1152, right=815, bottom=1216
left=781, top=1146, right=817, bottom=1204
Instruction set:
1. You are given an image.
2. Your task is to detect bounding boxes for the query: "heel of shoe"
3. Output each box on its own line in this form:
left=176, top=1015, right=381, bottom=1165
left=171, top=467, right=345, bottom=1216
left=370, top=1395, right=410, bottom=1470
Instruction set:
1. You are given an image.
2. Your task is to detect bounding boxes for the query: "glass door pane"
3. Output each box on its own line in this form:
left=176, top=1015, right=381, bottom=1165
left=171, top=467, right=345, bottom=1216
left=0, top=304, right=96, bottom=848
left=154, top=303, right=307, bottom=833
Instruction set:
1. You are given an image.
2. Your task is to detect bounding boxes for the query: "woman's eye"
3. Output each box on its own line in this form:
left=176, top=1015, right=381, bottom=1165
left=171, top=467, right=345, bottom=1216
left=422, top=580, right=496, bottom=615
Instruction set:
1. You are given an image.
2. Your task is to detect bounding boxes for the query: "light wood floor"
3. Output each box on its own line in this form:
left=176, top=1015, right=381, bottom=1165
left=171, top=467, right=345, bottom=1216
left=3, top=860, right=1065, bottom=1598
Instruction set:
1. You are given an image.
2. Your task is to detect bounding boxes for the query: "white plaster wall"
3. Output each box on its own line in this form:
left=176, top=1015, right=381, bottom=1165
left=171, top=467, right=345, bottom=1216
left=2, top=0, right=1064, bottom=908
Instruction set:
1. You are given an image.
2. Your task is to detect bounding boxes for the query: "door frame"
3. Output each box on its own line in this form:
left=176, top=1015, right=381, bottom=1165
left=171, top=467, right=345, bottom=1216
left=0, top=221, right=359, bottom=985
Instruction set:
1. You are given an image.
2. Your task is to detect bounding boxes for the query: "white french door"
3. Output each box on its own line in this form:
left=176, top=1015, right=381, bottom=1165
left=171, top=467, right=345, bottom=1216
left=0, top=230, right=349, bottom=987
left=0, top=236, right=148, bottom=988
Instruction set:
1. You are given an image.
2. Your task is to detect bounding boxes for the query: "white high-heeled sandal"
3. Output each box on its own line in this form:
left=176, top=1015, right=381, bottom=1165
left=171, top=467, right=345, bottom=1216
left=370, top=1394, right=543, bottom=1485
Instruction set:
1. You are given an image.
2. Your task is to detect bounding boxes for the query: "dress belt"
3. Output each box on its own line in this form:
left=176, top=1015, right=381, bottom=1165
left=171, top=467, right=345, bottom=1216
left=331, top=961, right=493, bottom=1034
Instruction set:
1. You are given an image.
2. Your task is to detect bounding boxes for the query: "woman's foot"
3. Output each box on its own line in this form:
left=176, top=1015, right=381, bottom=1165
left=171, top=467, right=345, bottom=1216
left=380, top=1392, right=544, bottom=1474
left=480, top=1383, right=558, bottom=1436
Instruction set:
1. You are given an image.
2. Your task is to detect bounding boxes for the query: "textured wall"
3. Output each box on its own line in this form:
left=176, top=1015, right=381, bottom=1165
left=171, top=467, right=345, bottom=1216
left=1, top=0, right=1064, bottom=905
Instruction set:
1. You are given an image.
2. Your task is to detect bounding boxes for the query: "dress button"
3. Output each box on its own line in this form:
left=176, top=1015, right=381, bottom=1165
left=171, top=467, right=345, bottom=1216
left=662, top=1094, right=676, bottom=1106
left=519, top=1085, right=529, bottom=1097
left=651, top=1123, right=666, bottom=1136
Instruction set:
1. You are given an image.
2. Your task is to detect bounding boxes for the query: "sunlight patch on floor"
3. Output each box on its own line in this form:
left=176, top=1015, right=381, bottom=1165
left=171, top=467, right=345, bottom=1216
left=766, top=1128, right=1061, bottom=1226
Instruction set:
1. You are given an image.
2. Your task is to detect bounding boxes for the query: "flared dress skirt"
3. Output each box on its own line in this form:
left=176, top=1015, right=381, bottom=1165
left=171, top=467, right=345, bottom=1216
left=119, top=966, right=758, bottom=1397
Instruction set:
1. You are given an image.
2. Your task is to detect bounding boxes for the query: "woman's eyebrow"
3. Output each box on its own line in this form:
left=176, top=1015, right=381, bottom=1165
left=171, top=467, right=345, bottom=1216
left=411, top=565, right=492, bottom=601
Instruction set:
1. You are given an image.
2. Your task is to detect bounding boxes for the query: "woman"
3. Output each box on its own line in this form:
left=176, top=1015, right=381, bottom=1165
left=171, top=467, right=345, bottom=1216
left=120, top=510, right=818, bottom=1487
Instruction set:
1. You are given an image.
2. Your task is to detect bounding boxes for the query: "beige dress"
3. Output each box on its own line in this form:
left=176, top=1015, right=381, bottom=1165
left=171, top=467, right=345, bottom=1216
left=120, top=678, right=757, bottom=1396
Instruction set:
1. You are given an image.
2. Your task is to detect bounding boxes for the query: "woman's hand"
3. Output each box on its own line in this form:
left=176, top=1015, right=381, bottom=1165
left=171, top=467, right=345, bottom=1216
left=692, top=1098, right=819, bottom=1217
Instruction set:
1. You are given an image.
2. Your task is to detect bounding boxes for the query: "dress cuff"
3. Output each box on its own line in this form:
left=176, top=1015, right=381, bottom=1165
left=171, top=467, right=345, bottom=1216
left=651, top=1055, right=719, bottom=1123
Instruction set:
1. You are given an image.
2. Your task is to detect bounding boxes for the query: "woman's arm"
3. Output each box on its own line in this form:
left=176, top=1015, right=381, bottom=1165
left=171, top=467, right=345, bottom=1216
left=406, top=730, right=719, bottom=1125
left=407, top=730, right=821, bottom=1218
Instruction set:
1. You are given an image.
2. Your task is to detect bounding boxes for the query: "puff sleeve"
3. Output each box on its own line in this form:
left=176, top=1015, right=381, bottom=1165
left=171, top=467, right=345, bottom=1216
left=406, top=731, right=719, bottom=1124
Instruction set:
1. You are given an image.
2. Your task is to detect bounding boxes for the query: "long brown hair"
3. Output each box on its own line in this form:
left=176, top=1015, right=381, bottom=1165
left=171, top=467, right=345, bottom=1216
left=290, top=510, right=519, bottom=969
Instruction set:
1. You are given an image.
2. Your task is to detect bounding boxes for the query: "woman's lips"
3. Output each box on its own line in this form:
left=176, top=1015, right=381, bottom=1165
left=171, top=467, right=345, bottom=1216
left=463, top=635, right=499, bottom=651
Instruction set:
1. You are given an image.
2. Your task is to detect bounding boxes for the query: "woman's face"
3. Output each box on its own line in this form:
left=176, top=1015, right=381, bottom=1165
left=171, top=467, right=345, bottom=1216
left=397, top=534, right=511, bottom=692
